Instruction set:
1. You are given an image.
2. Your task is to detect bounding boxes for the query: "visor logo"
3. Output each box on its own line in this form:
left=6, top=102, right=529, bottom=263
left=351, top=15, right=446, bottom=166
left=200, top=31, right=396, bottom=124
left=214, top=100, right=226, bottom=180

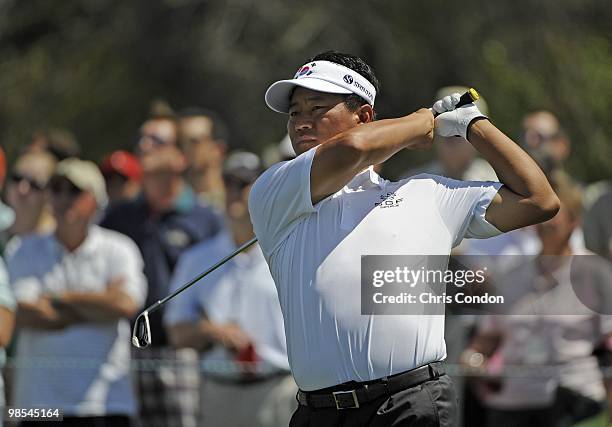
left=343, top=75, right=354, bottom=84
left=294, top=64, right=315, bottom=79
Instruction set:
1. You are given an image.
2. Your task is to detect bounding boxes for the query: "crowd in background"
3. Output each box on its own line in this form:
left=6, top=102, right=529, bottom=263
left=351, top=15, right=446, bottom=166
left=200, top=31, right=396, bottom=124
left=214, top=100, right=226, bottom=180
left=0, top=92, right=611, bottom=427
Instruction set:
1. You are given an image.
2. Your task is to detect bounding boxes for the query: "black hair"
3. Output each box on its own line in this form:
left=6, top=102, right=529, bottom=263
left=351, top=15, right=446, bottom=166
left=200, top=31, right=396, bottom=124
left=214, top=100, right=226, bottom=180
left=310, top=50, right=380, bottom=114
left=178, top=107, right=230, bottom=143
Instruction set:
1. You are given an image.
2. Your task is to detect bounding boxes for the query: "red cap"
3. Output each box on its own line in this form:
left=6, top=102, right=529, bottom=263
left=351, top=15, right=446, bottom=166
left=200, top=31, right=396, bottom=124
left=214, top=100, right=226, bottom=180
left=100, top=150, right=142, bottom=181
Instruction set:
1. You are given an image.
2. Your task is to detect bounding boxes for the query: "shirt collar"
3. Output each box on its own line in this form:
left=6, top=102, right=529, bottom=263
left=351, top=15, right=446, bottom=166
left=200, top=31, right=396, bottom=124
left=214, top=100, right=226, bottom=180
left=51, top=224, right=100, bottom=256
left=346, top=166, right=383, bottom=190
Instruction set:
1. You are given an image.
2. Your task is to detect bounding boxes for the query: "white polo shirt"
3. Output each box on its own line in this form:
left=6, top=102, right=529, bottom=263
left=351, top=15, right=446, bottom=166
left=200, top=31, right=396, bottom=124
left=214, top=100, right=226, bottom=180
left=249, top=147, right=503, bottom=391
left=6, top=225, right=147, bottom=416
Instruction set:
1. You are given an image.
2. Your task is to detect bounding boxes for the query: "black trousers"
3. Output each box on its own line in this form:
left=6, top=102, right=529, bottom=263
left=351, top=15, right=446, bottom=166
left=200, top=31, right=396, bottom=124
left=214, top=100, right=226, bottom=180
left=290, top=374, right=457, bottom=427
left=20, top=415, right=131, bottom=427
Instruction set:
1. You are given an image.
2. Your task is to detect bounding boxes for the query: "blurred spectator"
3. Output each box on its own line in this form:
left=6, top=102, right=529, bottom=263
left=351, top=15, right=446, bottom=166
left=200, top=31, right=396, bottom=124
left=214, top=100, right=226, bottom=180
left=100, top=150, right=142, bottom=208
left=583, top=186, right=612, bottom=260
left=27, top=127, right=81, bottom=161
left=462, top=176, right=612, bottom=427
left=178, top=107, right=228, bottom=211
left=520, top=111, right=571, bottom=167
left=457, top=146, right=586, bottom=272
left=6, top=158, right=146, bottom=427
left=4, top=151, right=56, bottom=239
left=402, top=86, right=497, bottom=181
left=101, top=111, right=223, bottom=427
left=0, top=145, right=15, bottom=427
left=165, top=151, right=296, bottom=427
left=261, top=134, right=296, bottom=168
left=0, top=268, right=14, bottom=427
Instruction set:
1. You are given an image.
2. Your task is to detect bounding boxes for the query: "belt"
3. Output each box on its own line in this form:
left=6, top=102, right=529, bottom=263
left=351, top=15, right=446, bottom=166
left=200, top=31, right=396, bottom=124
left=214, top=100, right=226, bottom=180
left=297, top=362, right=445, bottom=410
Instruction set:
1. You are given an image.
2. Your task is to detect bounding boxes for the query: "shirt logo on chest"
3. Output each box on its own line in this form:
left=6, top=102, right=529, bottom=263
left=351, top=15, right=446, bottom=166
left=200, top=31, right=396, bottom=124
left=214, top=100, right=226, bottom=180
left=374, top=192, right=404, bottom=209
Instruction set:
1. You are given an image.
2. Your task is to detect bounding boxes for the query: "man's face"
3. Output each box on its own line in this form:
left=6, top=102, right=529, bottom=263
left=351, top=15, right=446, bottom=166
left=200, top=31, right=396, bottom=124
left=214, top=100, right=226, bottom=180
left=223, top=176, right=252, bottom=221
left=521, top=112, right=559, bottom=149
left=287, top=87, right=360, bottom=155
left=7, top=158, right=49, bottom=215
left=49, top=177, right=95, bottom=225
left=178, top=116, right=224, bottom=170
left=137, top=118, right=184, bottom=174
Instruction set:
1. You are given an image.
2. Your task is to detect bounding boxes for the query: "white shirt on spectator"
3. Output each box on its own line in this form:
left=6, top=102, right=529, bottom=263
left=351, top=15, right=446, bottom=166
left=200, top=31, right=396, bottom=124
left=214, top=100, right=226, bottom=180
left=248, top=147, right=503, bottom=391
left=164, top=232, right=289, bottom=378
left=6, top=225, right=147, bottom=417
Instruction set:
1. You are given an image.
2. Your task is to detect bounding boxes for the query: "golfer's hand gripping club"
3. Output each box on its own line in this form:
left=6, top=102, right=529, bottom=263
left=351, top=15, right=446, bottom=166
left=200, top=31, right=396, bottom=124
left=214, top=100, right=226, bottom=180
left=432, top=88, right=480, bottom=118
left=132, top=237, right=258, bottom=349
left=432, top=88, right=487, bottom=140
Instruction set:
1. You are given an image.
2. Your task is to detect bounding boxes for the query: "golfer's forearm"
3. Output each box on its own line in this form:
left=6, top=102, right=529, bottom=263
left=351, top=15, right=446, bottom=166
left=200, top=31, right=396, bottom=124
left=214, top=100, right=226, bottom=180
left=348, top=109, right=434, bottom=168
left=311, top=109, right=433, bottom=204
left=468, top=120, right=559, bottom=210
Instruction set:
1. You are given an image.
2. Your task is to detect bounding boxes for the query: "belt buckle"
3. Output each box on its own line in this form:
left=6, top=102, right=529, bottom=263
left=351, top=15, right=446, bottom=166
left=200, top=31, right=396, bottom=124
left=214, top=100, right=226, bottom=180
left=332, top=390, right=360, bottom=409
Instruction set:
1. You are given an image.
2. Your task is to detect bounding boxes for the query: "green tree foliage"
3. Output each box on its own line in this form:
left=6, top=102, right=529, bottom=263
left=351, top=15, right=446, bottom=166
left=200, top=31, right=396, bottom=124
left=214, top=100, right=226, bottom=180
left=0, top=0, right=610, bottom=181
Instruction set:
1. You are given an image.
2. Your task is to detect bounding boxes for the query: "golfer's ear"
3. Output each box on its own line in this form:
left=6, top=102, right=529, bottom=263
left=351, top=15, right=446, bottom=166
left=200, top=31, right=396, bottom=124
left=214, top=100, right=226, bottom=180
left=356, top=104, right=374, bottom=124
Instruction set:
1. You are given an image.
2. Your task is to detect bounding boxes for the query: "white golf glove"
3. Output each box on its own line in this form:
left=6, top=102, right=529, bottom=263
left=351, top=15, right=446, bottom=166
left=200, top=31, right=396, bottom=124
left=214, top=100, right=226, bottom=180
left=432, top=93, right=487, bottom=140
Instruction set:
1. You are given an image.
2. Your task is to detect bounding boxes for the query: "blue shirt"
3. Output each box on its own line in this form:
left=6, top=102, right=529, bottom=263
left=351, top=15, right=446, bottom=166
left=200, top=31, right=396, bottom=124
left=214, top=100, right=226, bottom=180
left=101, top=184, right=223, bottom=346
left=164, top=232, right=289, bottom=378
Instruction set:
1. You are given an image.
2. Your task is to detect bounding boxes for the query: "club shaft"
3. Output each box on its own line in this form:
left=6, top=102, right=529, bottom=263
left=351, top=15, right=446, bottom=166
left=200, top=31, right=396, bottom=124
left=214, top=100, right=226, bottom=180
left=144, top=237, right=259, bottom=315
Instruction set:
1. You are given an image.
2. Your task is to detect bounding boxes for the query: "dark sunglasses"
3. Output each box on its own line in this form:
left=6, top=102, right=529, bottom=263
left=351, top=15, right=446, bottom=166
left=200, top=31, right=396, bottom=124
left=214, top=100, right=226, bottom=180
left=135, top=133, right=172, bottom=149
left=49, top=178, right=82, bottom=197
left=9, top=172, right=46, bottom=191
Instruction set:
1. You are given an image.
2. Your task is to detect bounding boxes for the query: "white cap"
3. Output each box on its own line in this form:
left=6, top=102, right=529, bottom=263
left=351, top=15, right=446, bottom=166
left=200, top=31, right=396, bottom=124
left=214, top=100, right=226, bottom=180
left=55, top=157, right=108, bottom=208
left=265, top=60, right=377, bottom=113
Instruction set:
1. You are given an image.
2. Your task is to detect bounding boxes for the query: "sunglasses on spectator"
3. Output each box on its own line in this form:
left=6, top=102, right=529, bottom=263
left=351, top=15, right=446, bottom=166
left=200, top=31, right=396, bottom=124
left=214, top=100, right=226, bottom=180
left=136, top=133, right=173, bottom=149
left=49, top=178, right=82, bottom=197
left=9, top=172, right=46, bottom=191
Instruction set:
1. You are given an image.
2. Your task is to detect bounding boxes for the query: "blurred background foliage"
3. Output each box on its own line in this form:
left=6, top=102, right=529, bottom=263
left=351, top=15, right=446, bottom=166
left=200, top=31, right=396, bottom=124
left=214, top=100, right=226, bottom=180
left=0, top=0, right=611, bottom=181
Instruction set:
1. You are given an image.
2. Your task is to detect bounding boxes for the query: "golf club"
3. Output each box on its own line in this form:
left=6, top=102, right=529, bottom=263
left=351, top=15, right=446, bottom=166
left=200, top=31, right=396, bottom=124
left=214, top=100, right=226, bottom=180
left=132, top=236, right=258, bottom=348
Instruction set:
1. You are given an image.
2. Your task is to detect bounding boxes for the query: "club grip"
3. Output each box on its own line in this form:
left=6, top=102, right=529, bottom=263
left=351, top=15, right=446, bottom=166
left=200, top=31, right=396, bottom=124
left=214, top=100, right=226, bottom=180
left=456, top=87, right=480, bottom=109
left=433, top=88, right=480, bottom=117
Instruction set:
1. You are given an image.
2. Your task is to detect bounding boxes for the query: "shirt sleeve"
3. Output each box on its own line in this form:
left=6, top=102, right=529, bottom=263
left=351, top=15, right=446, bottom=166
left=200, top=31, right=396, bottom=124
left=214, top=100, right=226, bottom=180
left=430, top=174, right=503, bottom=248
left=108, top=235, right=148, bottom=309
left=163, top=250, right=206, bottom=326
left=6, top=240, right=44, bottom=303
left=248, top=147, right=317, bottom=256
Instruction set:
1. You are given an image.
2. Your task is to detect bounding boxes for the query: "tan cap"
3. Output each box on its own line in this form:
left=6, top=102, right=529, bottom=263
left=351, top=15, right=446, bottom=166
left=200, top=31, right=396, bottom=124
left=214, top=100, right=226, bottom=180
left=435, top=86, right=489, bottom=116
left=55, top=157, right=107, bottom=208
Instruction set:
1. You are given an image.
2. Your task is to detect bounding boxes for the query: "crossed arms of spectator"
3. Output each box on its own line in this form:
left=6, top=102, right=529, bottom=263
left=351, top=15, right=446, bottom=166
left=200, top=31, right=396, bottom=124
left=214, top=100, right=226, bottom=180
left=16, top=278, right=139, bottom=330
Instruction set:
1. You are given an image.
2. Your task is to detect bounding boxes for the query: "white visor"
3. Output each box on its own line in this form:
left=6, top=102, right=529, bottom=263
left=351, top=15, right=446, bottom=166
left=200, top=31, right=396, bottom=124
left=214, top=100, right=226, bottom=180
left=265, top=60, right=377, bottom=113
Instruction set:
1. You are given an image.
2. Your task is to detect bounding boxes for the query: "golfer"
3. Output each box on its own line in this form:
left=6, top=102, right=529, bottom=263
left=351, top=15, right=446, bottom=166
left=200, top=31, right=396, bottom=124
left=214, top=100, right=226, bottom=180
left=248, top=51, right=560, bottom=426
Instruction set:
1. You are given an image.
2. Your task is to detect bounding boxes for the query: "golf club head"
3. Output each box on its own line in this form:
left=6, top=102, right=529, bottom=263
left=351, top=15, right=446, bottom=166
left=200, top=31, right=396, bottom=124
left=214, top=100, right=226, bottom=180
left=132, top=311, right=151, bottom=349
